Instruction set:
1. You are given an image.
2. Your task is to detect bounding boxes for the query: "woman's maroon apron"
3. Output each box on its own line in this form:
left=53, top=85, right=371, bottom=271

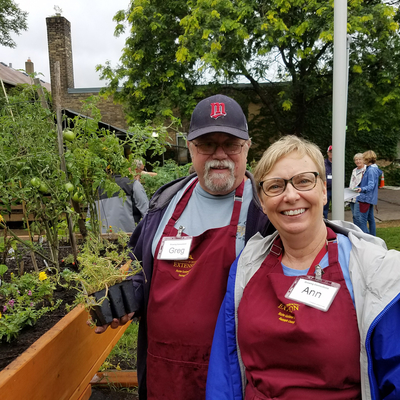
left=147, top=178, right=245, bottom=399
left=238, top=228, right=361, bottom=400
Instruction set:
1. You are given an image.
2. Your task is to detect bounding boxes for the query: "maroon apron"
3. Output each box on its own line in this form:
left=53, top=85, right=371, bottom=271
left=238, top=228, right=361, bottom=400
left=147, top=178, right=245, bottom=399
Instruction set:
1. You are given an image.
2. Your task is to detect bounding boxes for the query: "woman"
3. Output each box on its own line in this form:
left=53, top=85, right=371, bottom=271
left=354, top=150, right=382, bottom=236
left=206, top=136, right=400, bottom=400
left=348, top=153, right=366, bottom=225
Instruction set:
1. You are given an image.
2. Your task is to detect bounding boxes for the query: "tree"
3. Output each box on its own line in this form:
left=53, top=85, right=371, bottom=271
left=98, top=0, right=400, bottom=161
left=0, top=0, right=28, bottom=48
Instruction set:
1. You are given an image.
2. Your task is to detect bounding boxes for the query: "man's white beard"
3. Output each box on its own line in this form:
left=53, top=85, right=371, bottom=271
left=203, top=160, right=236, bottom=193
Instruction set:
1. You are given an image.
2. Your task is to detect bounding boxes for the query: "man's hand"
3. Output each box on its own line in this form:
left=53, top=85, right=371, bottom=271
left=86, top=312, right=135, bottom=334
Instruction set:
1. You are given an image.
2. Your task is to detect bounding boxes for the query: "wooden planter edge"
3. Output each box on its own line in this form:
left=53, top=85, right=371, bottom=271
left=0, top=304, right=131, bottom=400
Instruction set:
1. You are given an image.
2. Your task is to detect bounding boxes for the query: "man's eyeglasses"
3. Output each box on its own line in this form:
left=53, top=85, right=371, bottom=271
left=259, top=172, right=320, bottom=197
left=192, top=141, right=246, bottom=155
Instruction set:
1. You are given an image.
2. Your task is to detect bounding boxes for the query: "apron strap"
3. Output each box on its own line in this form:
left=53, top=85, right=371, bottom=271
left=266, top=226, right=338, bottom=275
left=229, top=179, right=245, bottom=227
left=167, top=178, right=198, bottom=227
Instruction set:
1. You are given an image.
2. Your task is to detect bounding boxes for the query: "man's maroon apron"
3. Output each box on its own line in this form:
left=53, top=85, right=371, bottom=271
left=238, top=227, right=361, bottom=399
left=147, top=178, right=245, bottom=399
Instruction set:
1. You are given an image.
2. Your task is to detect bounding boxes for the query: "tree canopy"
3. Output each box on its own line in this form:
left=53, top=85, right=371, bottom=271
left=0, top=0, right=28, bottom=48
left=98, top=0, right=400, bottom=165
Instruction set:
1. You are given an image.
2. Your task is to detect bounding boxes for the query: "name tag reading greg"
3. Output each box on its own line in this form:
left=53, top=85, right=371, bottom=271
left=285, top=276, right=340, bottom=312
left=157, top=236, right=192, bottom=260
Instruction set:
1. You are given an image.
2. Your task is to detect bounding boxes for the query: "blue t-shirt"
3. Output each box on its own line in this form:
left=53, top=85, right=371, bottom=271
left=152, top=178, right=253, bottom=257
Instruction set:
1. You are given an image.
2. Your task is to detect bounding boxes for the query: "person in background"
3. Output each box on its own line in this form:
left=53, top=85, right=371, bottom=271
left=97, top=173, right=149, bottom=234
left=348, top=153, right=366, bottom=225
left=323, top=144, right=332, bottom=218
left=206, top=135, right=400, bottom=400
left=354, top=150, right=382, bottom=236
left=132, top=159, right=158, bottom=181
left=94, top=94, right=275, bottom=400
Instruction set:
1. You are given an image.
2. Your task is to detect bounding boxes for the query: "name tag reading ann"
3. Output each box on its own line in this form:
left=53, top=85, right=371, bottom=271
left=285, top=276, right=340, bottom=312
left=157, top=236, right=193, bottom=260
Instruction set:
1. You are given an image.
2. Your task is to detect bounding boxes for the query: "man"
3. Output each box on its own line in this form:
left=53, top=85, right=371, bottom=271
left=95, top=94, right=274, bottom=399
left=97, top=173, right=149, bottom=233
left=323, top=145, right=333, bottom=219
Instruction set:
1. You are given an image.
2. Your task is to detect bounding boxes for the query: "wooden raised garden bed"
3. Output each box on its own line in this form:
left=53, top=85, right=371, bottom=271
left=0, top=304, right=131, bottom=400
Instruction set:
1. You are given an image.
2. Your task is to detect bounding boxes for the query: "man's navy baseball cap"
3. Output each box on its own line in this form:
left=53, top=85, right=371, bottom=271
left=187, top=94, right=249, bottom=141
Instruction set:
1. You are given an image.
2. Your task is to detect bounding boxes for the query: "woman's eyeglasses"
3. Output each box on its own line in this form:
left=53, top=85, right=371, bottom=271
left=259, top=172, right=319, bottom=197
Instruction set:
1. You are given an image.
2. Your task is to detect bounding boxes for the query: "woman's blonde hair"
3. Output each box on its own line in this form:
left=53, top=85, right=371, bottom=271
left=254, top=135, right=325, bottom=196
left=353, top=153, right=363, bottom=161
left=362, top=150, right=377, bottom=164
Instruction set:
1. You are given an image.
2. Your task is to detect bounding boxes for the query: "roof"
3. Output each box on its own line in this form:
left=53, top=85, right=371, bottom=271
left=62, top=109, right=128, bottom=139
left=0, top=62, right=51, bottom=92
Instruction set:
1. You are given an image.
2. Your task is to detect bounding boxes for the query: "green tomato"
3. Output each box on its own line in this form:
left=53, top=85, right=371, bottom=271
left=63, top=129, right=75, bottom=142
left=72, top=192, right=84, bottom=203
left=65, top=182, right=74, bottom=193
left=39, top=183, right=49, bottom=194
left=30, top=177, right=41, bottom=187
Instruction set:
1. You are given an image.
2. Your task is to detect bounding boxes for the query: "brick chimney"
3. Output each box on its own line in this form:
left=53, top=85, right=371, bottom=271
left=46, top=16, right=75, bottom=96
left=25, top=58, right=34, bottom=74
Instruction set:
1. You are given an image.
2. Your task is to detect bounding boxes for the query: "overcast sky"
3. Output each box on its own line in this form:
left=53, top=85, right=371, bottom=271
left=1, top=0, right=129, bottom=87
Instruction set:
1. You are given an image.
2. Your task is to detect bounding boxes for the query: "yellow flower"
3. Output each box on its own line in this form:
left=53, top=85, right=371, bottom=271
left=0, top=312, right=2, bottom=319
left=0, top=214, right=4, bottom=223
left=39, top=271, right=48, bottom=281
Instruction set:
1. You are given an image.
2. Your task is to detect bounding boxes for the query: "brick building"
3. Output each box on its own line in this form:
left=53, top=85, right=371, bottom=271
left=46, top=15, right=128, bottom=130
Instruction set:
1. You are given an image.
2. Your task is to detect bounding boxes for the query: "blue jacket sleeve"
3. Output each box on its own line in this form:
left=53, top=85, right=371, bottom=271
left=369, top=294, right=400, bottom=399
left=360, top=167, right=380, bottom=194
left=206, top=256, right=244, bottom=400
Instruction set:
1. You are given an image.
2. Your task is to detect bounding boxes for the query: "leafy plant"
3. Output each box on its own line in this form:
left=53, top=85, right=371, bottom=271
left=141, top=160, right=192, bottom=198
left=0, top=270, right=61, bottom=342
left=67, top=232, right=141, bottom=312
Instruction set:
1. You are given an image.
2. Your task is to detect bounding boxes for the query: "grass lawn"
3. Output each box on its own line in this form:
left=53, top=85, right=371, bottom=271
left=376, top=225, right=400, bottom=251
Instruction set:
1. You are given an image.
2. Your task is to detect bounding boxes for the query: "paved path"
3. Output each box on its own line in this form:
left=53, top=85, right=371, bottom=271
left=329, top=186, right=400, bottom=224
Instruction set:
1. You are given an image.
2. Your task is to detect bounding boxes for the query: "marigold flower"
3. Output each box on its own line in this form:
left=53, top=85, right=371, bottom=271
left=0, top=214, right=4, bottom=223
left=39, top=271, right=48, bottom=281
left=0, top=312, right=2, bottom=319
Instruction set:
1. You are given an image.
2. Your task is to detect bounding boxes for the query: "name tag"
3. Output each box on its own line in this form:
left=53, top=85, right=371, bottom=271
left=157, top=236, right=193, bottom=260
left=327, top=174, right=332, bottom=179
left=285, top=276, right=340, bottom=312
